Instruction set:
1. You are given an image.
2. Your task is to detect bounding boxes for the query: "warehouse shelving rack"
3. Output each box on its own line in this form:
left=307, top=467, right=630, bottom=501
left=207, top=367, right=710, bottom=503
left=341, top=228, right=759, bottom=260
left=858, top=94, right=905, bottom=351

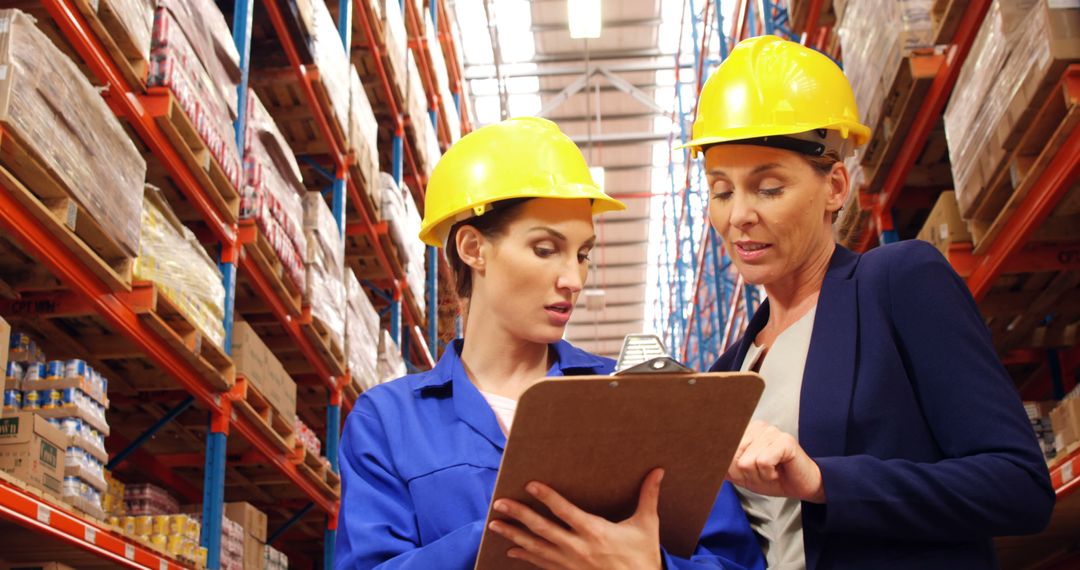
left=0, top=0, right=470, bottom=568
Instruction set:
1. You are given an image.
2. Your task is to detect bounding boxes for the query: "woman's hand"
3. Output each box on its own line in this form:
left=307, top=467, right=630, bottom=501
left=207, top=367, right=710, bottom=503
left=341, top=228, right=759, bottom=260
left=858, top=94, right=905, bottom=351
left=487, top=468, right=665, bottom=570
left=728, top=420, right=825, bottom=503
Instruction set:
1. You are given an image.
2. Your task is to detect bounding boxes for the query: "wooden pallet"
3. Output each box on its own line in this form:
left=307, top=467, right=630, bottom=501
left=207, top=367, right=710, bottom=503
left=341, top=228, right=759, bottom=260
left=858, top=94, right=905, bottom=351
left=348, top=149, right=383, bottom=222
left=860, top=51, right=946, bottom=191
left=233, top=376, right=296, bottom=455
left=131, top=281, right=236, bottom=391
left=140, top=89, right=241, bottom=224
left=0, top=130, right=134, bottom=292
left=302, top=309, right=348, bottom=377
left=345, top=222, right=402, bottom=282
left=70, top=0, right=150, bottom=91
left=250, top=67, right=350, bottom=156
left=291, top=443, right=341, bottom=499
left=968, top=69, right=1080, bottom=254
left=240, top=221, right=305, bottom=318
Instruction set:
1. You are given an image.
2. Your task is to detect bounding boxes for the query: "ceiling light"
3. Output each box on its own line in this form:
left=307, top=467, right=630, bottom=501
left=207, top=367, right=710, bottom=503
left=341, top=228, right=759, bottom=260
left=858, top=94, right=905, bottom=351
left=568, top=0, right=602, bottom=39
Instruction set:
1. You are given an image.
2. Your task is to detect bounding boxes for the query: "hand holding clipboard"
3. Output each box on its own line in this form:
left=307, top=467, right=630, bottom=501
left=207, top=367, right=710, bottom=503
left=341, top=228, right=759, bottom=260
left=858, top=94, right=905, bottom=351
left=475, top=335, right=764, bottom=569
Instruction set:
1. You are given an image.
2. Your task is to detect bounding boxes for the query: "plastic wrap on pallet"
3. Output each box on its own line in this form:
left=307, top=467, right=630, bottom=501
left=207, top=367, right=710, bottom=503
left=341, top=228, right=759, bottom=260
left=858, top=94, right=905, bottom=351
left=136, top=187, right=227, bottom=349
left=836, top=0, right=933, bottom=139
left=148, top=7, right=243, bottom=191
left=153, top=0, right=240, bottom=119
left=0, top=10, right=146, bottom=257
left=424, top=116, right=442, bottom=175
left=302, top=190, right=345, bottom=352
left=302, top=191, right=345, bottom=274
left=379, top=173, right=425, bottom=266
left=293, top=417, right=321, bottom=456
left=101, top=0, right=155, bottom=62
left=440, top=82, right=462, bottom=143
left=264, top=543, right=290, bottom=570
left=349, top=64, right=380, bottom=189
left=346, top=268, right=380, bottom=340
left=244, top=92, right=308, bottom=292
left=385, top=0, right=409, bottom=94
left=406, top=254, right=427, bottom=316
left=943, top=0, right=1077, bottom=216
left=425, top=10, right=451, bottom=98
left=345, top=269, right=380, bottom=386
left=376, top=329, right=407, bottom=387
left=306, top=261, right=346, bottom=353
left=404, top=51, right=432, bottom=170
left=309, top=0, right=351, bottom=141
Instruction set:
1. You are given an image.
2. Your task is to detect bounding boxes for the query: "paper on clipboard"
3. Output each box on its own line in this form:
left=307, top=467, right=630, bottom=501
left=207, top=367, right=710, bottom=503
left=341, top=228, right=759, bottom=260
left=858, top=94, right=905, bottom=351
left=474, top=336, right=763, bottom=569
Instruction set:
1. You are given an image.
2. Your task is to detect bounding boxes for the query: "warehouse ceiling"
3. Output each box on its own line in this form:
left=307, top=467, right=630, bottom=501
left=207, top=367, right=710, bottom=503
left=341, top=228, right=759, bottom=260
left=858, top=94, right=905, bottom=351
left=453, top=0, right=698, bottom=358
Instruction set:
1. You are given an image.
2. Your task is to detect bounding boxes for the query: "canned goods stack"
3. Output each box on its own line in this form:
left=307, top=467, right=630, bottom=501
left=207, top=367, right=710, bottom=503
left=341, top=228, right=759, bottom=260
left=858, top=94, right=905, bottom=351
left=188, top=511, right=244, bottom=569
left=103, top=471, right=126, bottom=516
left=4, top=332, right=111, bottom=517
left=124, top=482, right=179, bottom=515
left=106, top=512, right=208, bottom=567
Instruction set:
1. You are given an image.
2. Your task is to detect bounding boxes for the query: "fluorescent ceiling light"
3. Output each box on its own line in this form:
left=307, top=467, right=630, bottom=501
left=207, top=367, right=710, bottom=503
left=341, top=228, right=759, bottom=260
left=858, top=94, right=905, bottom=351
left=589, top=166, right=605, bottom=190
left=568, top=0, right=602, bottom=39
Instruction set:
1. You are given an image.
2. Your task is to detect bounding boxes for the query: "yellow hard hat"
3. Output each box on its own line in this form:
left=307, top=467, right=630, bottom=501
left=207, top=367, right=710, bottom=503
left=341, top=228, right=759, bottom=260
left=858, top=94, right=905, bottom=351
left=681, top=35, right=871, bottom=157
left=419, top=116, right=626, bottom=247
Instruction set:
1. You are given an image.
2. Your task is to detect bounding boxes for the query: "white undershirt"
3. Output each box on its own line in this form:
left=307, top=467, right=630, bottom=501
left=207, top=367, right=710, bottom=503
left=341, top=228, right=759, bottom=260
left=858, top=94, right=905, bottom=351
left=480, top=391, right=518, bottom=436
left=737, top=306, right=817, bottom=570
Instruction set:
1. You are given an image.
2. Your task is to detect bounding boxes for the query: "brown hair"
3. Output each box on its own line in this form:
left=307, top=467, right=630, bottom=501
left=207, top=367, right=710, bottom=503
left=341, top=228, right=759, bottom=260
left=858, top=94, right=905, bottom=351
left=445, top=198, right=532, bottom=299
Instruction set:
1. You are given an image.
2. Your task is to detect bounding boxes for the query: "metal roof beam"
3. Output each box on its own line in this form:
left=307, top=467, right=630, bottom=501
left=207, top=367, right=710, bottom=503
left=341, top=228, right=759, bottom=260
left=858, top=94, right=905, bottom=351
left=531, top=17, right=664, bottom=33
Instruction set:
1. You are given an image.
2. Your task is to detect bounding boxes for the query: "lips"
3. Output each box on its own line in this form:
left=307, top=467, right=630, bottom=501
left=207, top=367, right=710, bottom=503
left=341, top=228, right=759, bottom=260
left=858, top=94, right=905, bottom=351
left=544, top=302, right=573, bottom=325
left=733, top=240, right=772, bottom=261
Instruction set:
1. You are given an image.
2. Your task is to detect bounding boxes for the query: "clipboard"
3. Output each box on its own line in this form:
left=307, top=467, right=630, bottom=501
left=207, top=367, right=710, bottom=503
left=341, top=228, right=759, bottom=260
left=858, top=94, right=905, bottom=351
left=475, top=336, right=764, bottom=569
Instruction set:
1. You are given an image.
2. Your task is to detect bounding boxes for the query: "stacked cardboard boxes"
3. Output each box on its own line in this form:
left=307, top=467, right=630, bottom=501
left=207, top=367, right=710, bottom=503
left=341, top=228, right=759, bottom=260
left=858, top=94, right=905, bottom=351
left=225, top=502, right=268, bottom=570
left=231, top=322, right=298, bottom=428
left=1025, top=401, right=1058, bottom=463
left=0, top=9, right=147, bottom=259
left=944, top=0, right=1080, bottom=220
left=915, top=191, right=973, bottom=255
left=377, top=329, right=407, bottom=385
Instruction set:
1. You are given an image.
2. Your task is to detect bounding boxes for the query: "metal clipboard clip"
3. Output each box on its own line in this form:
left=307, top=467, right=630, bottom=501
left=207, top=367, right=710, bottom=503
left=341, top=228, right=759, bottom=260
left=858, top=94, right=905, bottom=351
left=613, top=334, right=694, bottom=375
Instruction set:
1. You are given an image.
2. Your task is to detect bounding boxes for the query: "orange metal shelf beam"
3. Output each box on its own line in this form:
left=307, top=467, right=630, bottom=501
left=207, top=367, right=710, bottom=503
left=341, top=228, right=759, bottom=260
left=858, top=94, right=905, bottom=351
left=857, top=0, right=991, bottom=252
left=403, top=0, right=452, bottom=148
left=436, top=0, right=471, bottom=134
left=965, top=131, right=1080, bottom=300
left=0, top=481, right=190, bottom=570
left=41, top=0, right=236, bottom=245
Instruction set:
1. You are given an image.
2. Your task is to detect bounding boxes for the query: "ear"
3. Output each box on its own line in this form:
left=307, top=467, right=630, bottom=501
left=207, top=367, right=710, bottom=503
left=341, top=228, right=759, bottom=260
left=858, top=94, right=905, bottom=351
left=824, top=161, right=851, bottom=218
left=454, top=225, right=485, bottom=274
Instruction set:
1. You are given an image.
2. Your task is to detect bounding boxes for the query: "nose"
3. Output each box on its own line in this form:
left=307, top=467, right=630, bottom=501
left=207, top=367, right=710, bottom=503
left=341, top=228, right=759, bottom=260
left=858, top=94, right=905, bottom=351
left=728, top=191, right=758, bottom=231
left=556, top=258, right=585, bottom=294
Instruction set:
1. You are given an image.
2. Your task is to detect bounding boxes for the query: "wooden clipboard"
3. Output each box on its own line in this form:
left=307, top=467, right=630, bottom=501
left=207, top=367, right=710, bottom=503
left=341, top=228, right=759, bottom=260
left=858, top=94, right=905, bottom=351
left=475, top=371, right=764, bottom=569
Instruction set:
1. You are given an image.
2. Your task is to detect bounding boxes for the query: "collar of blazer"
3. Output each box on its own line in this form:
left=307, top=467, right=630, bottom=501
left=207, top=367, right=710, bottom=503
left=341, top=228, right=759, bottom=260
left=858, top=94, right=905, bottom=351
left=732, top=244, right=860, bottom=460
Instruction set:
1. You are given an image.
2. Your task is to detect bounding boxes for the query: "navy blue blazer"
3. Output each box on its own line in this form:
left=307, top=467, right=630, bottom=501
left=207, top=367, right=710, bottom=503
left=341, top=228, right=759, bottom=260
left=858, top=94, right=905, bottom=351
left=711, top=240, right=1054, bottom=569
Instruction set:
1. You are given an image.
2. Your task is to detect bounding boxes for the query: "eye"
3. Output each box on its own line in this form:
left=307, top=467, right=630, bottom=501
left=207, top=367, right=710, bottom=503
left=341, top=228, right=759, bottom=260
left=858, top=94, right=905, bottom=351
left=710, top=179, right=733, bottom=201
left=577, top=250, right=592, bottom=264
left=758, top=178, right=785, bottom=196
left=533, top=241, right=557, bottom=258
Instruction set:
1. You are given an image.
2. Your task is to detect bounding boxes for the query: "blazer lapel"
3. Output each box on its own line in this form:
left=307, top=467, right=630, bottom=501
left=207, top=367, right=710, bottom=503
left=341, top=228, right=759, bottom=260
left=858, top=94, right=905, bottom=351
left=799, top=245, right=859, bottom=459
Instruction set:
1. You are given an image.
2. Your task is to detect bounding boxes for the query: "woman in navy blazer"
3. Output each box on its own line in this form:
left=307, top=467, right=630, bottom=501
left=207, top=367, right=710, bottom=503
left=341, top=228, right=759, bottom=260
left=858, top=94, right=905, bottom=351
left=683, top=36, right=1054, bottom=569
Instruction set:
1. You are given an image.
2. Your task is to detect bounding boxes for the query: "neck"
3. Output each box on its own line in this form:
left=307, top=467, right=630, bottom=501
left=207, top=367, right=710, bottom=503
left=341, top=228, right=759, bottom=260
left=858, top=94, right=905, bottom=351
left=459, top=298, right=552, bottom=400
left=763, top=240, right=834, bottom=330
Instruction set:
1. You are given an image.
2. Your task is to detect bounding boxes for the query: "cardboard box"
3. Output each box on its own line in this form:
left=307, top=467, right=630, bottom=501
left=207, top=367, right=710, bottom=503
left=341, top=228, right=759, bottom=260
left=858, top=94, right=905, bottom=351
left=0, top=315, right=9, bottom=374
left=917, top=191, right=973, bottom=254
left=225, top=501, right=267, bottom=542
left=243, top=534, right=266, bottom=570
left=0, top=412, right=66, bottom=497
left=231, top=322, right=297, bottom=426
left=1051, top=398, right=1080, bottom=452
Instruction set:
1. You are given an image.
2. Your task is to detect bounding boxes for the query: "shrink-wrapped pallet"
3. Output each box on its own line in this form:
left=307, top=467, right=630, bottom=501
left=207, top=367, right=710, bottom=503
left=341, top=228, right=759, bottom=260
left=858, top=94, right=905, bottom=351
left=0, top=9, right=146, bottom=256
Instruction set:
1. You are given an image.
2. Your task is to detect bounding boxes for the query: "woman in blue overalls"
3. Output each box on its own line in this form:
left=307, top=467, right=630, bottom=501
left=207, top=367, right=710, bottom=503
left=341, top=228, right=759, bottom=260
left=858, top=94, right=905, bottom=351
left=335, top=117, right=764, bottom=569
